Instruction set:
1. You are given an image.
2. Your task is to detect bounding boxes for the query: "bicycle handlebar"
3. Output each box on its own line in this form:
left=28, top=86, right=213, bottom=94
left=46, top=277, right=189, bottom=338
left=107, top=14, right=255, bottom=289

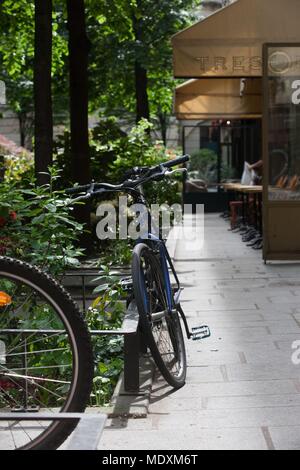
left=66, top=182, right=121, bottom=195
left=163, top=155, right=190, bottom=169
left=65, top=155, right=190, bottom=198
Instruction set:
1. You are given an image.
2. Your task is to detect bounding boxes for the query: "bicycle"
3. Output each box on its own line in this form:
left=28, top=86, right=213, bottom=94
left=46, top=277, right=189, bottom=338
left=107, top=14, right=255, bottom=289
left=67, top=154, right=210, bottom=389
left=0, top=155, right=210, bottom=450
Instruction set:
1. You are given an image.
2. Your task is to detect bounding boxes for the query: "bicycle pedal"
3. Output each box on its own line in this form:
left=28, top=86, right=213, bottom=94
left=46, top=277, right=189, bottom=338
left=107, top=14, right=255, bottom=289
left=191, top=325, right=211, bottom=341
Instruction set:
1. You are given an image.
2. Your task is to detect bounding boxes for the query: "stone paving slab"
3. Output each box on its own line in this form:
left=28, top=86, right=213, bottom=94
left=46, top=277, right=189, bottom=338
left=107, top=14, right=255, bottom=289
left=150, top=407, right=300, bottom=429
left=100, top=427, right=268, bottom=451
left=188, top=343, right=280, bottom=355
left=186, top=350, right=296, bottom=367
left=196, top=313, right=266, bottom=323
left=201, top=332, right=299, bottom=344
left=268, top=426, right=300, bottom=450
left=149, top=390, right=300, bottom=413
left=225, top=363, right=300, bottom=382
left=185, top=351, right=243, bottom=366
left=276, top=341, right=300, bottom=352
left=194, top=318, right=295, bottom=328
left=190, top=322, right=299, bottom=336
left=189, top=308, right=260, bottom=315
left=205, top=394, right=300, bottom=410
left=181, top=302, right=260, bottom=312
left=150, top=380, right=298, bottom=399
left=241, top=350, right=295, bottom=365
left=101, top=214, right=300, bottom=450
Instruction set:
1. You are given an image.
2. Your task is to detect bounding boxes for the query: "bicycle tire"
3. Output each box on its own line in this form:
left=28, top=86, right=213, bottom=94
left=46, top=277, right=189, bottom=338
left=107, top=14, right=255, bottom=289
left=0, top=257, right=94, bottom=450
left=132, top=243, right=186, bottom=389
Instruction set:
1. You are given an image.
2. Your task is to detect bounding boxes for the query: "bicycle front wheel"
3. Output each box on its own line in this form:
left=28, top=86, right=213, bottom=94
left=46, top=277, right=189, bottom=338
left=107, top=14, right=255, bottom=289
left=132, top=244, right=186, bottom=389
left=0, top=257, right=94, bottom=450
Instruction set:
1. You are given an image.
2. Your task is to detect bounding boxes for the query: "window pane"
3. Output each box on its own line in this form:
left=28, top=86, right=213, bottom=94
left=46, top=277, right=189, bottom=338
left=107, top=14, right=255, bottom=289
left=267, top=47, right=300, bottom=201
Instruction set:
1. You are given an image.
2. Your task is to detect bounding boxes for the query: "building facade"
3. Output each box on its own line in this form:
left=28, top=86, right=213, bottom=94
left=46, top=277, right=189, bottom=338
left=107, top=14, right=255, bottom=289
left=200, top=0, right=234, bottom=19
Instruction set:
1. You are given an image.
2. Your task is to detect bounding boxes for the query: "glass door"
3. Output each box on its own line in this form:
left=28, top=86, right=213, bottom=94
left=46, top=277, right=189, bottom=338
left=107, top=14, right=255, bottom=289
left=263, top=43, right=300, bottom=260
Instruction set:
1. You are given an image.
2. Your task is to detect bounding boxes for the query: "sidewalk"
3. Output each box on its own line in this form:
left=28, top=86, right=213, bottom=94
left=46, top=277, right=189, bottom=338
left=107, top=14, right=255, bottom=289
left=100, top=214, right=300, bottom=450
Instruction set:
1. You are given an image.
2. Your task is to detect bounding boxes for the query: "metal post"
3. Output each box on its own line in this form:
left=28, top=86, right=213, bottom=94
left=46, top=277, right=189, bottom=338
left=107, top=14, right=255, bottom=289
left=82, top=275, right=86, bottom=313
left=124, top=330, right=140, bottom=392
left=139, top=330, right=148, bottom=355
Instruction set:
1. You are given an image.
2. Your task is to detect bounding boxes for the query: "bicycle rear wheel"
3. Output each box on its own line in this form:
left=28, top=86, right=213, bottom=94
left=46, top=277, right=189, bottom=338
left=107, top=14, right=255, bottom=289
left=132, top=243, right=186, bottom=389
left=0, top=257, right=94, bottom=450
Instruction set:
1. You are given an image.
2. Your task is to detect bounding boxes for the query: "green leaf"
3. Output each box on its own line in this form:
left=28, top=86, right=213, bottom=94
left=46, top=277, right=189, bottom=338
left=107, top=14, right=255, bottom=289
left=93, top=284, right=110, bottom=293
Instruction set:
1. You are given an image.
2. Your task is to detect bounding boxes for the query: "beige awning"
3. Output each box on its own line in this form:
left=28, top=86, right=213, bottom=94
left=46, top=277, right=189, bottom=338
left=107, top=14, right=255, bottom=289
left=175, top=78, right=262, bottom=120
left=172, top=0, right=300, bottom=78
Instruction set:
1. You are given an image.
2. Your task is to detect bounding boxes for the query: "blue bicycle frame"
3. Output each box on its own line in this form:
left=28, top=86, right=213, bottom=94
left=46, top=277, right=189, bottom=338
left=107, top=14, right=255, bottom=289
left=136, top=232, right=192, bottom=340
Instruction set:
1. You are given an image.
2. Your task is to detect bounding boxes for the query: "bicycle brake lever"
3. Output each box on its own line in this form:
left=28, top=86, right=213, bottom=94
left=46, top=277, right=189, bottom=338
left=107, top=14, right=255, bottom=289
left=165, top=168, right=188, bottom=177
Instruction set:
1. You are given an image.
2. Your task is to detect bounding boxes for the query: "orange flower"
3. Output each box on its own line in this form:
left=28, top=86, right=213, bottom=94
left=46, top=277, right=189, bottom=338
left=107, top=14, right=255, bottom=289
left=0, top=291, right=12, bottom=307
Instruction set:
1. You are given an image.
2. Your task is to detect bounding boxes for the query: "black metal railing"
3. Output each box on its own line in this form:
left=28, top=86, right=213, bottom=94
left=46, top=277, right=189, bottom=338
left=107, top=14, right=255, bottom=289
left=0, top=413, right=107, bottom=450
left=63, top=270, right=143, bottom=393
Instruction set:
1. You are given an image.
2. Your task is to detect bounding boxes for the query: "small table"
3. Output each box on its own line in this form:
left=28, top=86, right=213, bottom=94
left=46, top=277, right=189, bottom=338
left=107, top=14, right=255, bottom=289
left=222, top=183, right=263, bottom=233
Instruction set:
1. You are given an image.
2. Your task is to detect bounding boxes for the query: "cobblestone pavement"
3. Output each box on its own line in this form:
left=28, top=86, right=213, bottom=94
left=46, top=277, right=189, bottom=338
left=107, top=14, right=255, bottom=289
left=100, top=214, right=300, bottom=450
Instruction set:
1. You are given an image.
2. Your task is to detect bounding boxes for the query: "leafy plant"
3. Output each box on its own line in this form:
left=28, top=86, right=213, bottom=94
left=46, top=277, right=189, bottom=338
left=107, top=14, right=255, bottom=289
left=86, top=265, right=127, bottom=406
left=189, top=148, right=237, bottom=184
left=3, top=151, right=34, bottom=183
left=189, top=149, right=218, bottom=184
left=221, top=164, right=237, bottom=181
left=99, top=239, right=133, bottom=268
left=88, top=265, right=126, bottom=325
left=53, top=117, right=127, bottom=188
left=55, top=119, right=182, bottom=241
left=0, top=169, right=83, bottom=276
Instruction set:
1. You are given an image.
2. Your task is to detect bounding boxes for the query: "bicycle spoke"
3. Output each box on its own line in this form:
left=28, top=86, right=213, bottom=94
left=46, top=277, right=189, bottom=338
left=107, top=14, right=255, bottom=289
left=5, top=347, right=69, bottom=358
left=5, top=331, right=68, bottom=357
left=7, top=364, right=71, bottom=372
left=2, top=371, right=71, bottom=385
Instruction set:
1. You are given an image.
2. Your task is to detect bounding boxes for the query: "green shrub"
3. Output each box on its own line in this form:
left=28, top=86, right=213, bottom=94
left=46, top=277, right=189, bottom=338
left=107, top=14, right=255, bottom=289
left=54, top=118, right=182, bottom=207
left=107, top=119, right=166, bottom=181
left=54, top=117, right=127, bottom=188
left=87, top=265, right=127, bottom=406
left=98, top=239, right=133, bottom=268
left=189, top=148, right=218, bottom=184
left=189, top=148, right=236, bottom=183
left=0, top=169, right=83, bottom=276
left=55, top=119, right=182, bottom=262
left=2, top=151, right=34, bottom=184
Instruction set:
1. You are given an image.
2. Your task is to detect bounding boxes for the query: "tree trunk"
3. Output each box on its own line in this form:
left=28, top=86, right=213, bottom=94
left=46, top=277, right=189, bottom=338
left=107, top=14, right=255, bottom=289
left=67, top=0, right=91, bottom=251
left=133, top=1, right=150, bottom=124
left=67, top=0, right=90, bottom=186
left=34, top=0, right=53, bottom=186
left=135, top=61, right=150, bottom=123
